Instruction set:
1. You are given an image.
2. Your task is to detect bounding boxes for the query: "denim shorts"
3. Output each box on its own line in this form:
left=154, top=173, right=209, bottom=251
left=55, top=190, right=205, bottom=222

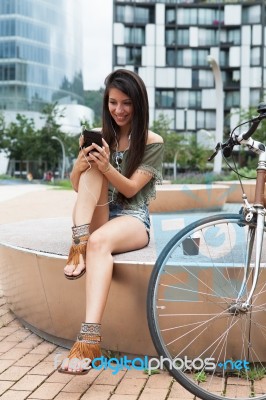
left=109, top=202, right=150, bottom=243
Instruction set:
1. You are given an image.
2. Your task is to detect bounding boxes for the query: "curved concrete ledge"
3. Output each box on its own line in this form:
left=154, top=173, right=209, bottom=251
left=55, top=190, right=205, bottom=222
left=214, top=180, right=256, bottom=203
left=149, top=184, right=229, bottom=213
left=0, top=217, right=159, bottom=357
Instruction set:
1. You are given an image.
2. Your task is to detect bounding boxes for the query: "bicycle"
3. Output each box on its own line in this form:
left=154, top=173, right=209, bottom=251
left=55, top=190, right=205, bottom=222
left=147, top=103, right=266, bottom=400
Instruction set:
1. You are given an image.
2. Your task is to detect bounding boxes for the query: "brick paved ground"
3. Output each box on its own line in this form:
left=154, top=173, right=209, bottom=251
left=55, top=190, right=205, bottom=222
left=0, top=289, right=199, bottom=400
left=0, top=184, right=199, bottom=400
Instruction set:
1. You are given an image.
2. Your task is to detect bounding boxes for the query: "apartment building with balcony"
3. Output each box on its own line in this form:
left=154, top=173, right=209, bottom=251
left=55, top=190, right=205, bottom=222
left=113, top=0, right=265, bottom=135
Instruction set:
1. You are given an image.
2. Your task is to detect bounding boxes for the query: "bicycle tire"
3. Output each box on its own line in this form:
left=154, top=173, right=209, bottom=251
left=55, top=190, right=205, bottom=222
left=147, top=213, right=266, bottom=400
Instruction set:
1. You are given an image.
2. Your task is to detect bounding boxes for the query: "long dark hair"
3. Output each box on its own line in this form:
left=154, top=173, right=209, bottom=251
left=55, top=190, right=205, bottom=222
left=102, top=69, right=149, bottom=179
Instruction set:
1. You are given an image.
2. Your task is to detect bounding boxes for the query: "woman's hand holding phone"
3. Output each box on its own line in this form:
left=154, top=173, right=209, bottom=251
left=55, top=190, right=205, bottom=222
left=88, top=139, right=110, bottom=174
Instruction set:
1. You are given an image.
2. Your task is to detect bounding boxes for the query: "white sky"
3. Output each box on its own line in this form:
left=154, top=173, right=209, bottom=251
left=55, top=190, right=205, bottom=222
left=82, top=0, right=113, bottom=90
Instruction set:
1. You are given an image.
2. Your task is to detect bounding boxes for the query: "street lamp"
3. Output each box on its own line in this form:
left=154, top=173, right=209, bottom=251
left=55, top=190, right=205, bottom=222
left=51, top=136, right=66, bottom=180
left=207, top=55, right=224, bottom=174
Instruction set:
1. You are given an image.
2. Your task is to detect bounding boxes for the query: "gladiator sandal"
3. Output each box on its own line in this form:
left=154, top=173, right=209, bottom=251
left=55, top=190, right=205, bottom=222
left=58, top=322, right=102, bottom=375
left=64, top=223, right=90, bottom=280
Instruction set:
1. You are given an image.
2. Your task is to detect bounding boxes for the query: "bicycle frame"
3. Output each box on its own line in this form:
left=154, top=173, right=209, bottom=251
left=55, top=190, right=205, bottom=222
left=235, top=150, right=266, bottom=310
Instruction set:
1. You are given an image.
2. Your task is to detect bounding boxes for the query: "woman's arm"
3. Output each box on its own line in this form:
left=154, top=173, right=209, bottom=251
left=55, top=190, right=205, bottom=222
left=70, top=144, right=100, bottom=192
left=89, top=135, right=163, bottom=198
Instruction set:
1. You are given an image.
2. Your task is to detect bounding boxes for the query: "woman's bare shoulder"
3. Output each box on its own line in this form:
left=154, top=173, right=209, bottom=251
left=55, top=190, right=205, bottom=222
left=147, top=130, right=164, bottom=145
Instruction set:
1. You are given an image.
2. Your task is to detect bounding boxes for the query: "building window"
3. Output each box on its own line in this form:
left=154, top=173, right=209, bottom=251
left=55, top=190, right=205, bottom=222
left=155, top=90, right=174, bottom=108
left=220, top=50, right=229, bottom=67
left=250, top=89, right=261, bottom=107
left=166, top=49, right=175, bottom=66
left=225, top=91, right=240, bottom=108
left=177, top=8, right=197, bottom=25
left=198, top=29, right=218, bottom=46
left=125, top=27, right=145, bottom=45
left=221, top=28, right=241, bottom=45
left=222, top=70, right=240, bottom=88
left=176, top=90, right=201, bottom=108
left=176, top=49, right=209, bottom=67
left=115, top=46, right=142, bottom=66
left=0, top=64, right=15, bottom=80
left=196, top=111, right=215, bottom=130
left=251, top=47, right=261, bottom=66
left=192, top=70, right=214, bottom=88
left=198, top=8, right=218, bottom=25
left=115, top=5, right=154, bottom=24
left=165, top=29, right=176, bottom=46
left=242, top=5, right=261, bottom=24
left=177, top=29, right=189, bottom=46
left=165, top=8, right=176, bottom=24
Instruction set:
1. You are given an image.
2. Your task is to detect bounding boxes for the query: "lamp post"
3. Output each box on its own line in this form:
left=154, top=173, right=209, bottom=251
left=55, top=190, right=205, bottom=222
left=51, top=136, right=66, bottom=180
left=207, top=55, right=224, bottom=174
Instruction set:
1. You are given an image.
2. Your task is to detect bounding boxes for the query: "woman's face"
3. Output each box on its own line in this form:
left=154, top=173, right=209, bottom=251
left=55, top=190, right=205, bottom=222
left=108, top=88, right=133, bottom=133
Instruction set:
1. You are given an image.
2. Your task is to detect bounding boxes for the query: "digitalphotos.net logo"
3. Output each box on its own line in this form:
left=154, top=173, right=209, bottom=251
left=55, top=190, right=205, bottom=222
left=54, top=354, right=250, bottom=375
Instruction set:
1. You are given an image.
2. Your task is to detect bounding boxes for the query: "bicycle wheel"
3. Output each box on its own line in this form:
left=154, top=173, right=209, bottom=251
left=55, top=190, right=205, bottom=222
left=147, top=213, right=266, bottom=400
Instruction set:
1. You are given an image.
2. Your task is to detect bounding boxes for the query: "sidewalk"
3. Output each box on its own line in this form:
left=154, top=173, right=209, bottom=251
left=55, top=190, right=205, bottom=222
left=0, top=184, right=196, bottom=400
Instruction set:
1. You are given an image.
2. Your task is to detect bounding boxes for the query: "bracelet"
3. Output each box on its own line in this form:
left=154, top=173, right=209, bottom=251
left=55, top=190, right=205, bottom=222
left=102, top=164, right=110, bottom=174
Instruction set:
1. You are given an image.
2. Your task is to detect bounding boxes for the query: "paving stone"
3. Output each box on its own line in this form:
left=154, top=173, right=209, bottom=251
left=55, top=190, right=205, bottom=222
left=0, top=359, right=16, bottom=374
left=0, top=308, right=10, bottom=317
left=46, top=370, right=74, bottom=384
left=115, top=377, right=146, bottom=395
left=15, top=353, right=47, bottom=367
left=145, top=371, right=173, bottom=389
left=54, top=392, right=82, bottom=400
left=29, top=361, right=56, bottom=375
left=93, top=368, right=126, bottom=386
left=0, top=345, right=30, bottom=360
left=0, top=366, right=31, bottom=381
left=7, top=320, right=23, bottom=328
left=110, top=396, right=138, bottom=400
left=124, top=369, right=148, bottom=379
left=12, top=374, right=47, bottom=391
left=0, top=311, right=16, bottom=326
left=168, top=381, right=195, bottom=399
left=0, top=341, right=16, bottom=353
left=30, top=342, right=57, bottom=355
left=0, top=390, right=31, bottom=400
left=0, top=380, right=15, bottom=396
left=138, top=387, right=169, bottom=400
left=28, top=382, right=65, bottom=399
left=0, top=327, right=18, bottom=337
left=81, top=384, right=116, bottom=400
left=1, top=329, right=31, bottom=342
left=16, top=334, right=43, bottom=349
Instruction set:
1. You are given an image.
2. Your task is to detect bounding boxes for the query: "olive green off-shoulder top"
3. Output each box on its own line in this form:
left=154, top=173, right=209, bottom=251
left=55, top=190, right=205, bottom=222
left=109, top=142, right=164, bottom=210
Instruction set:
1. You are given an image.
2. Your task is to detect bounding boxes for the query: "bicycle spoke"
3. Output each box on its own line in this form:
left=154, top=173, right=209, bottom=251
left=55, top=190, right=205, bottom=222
left=148, top=214, right=266, bottom=400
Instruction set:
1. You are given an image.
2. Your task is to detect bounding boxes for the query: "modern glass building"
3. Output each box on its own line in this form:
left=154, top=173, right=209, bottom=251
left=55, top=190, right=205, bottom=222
left=0, top=0, right=84, bottom=112
left=113, top=0, right=265, bottom=135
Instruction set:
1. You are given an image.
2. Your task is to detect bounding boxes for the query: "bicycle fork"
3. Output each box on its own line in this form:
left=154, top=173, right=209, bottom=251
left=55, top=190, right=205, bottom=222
left=229, top=153, right=266, bottom=314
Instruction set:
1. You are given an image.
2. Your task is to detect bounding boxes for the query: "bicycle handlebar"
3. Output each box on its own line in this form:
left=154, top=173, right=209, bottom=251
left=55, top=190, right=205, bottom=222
left=208, top=102, right=266, bottom=161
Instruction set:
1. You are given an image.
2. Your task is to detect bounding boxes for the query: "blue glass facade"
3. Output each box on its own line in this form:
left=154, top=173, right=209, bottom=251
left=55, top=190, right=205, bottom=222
left=0, top=0, right=84, bottom=111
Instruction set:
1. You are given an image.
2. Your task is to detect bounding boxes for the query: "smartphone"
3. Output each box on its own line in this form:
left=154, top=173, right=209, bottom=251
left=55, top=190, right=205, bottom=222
left=82, top=129, right=103, bottom=148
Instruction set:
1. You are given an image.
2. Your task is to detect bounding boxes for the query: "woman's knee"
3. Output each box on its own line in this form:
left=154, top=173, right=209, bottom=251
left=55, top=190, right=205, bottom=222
left=88, top=230, right=111, bottom=253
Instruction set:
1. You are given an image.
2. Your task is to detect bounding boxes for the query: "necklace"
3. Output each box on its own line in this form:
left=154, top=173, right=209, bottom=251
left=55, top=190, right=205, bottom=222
left=112, top=125, right=131, bottom=172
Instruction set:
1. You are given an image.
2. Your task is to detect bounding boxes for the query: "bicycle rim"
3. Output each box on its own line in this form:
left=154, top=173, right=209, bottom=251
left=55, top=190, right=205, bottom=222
left=147, top=214, right=266, bottom=400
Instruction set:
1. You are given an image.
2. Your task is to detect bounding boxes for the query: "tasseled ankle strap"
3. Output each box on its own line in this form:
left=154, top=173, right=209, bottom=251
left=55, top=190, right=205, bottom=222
left=66, top=224, right=90, bottom=267
left=77, top=322, right=101, bottom=344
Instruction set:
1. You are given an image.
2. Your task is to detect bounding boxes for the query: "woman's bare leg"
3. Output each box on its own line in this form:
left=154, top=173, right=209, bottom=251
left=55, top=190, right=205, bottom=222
left=61, top=215, right=149, bottom=373
left=85, top=216, right=149, bottom=322
left=64, top=167, right=108, bottom=277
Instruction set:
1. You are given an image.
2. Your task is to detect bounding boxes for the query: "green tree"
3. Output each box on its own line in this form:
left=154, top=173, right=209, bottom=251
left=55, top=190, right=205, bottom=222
left=1, top=103, right=80, bottom=178
left=150, top=113, right=183, bottom=163
left=150, top=112, right=210, bottom=172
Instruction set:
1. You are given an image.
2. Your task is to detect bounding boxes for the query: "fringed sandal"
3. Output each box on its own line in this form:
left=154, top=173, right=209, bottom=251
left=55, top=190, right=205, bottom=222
left=64, top=223, right=90, bottom=280
left=58, top=322, right=102, bottom=375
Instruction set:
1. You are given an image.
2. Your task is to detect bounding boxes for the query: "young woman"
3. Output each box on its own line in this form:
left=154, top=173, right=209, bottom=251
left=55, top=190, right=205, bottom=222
left=60, top=69, right=164, bottom=374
